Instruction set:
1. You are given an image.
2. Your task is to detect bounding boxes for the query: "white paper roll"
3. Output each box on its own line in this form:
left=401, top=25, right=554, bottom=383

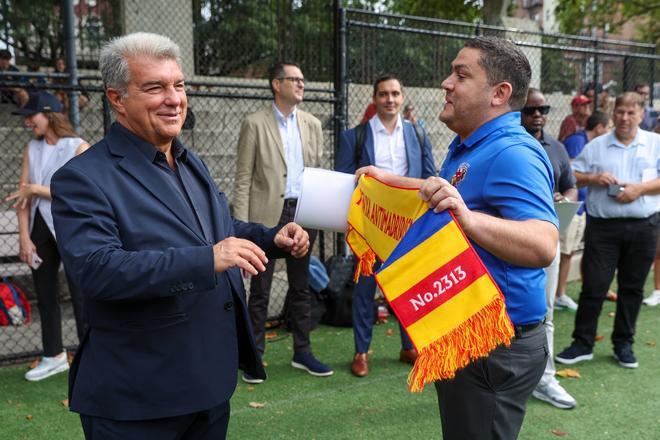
left=294, top=168, right=356, bottom=232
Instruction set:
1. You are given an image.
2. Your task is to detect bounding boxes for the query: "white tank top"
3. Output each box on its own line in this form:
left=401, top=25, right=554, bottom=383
left=27, top=136, right=83, bottom=239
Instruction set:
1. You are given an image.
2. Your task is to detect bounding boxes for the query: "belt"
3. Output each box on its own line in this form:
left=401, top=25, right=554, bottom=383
left=587, top=212, right=659, bottom=224
left=283, top=198, right=298, bottom=208
left=513, top=319, right=544, bottom=338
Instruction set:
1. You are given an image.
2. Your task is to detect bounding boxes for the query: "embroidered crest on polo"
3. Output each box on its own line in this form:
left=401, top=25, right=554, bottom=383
left=450, top=162, right=469, bottom=186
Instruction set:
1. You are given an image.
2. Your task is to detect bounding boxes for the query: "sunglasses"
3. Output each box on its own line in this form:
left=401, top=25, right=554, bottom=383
left=521, top=105, right=551, bottom=116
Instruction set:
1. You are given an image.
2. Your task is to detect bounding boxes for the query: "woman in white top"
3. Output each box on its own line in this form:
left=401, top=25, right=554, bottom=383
left=6, top=92, right=89, bottom=381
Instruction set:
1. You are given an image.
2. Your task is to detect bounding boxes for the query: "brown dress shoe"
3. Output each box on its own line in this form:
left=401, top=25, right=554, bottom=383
left=399, top=348, right=418, bottom=365
left=351, top=353, right=369, bottom=377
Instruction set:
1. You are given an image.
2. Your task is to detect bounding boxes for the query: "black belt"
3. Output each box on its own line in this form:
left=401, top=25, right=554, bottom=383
left=283, top=198, right=298, bottom=208
left=587, top=212, right=659, bottom=224
left=513, top=319, right=544, bottom=338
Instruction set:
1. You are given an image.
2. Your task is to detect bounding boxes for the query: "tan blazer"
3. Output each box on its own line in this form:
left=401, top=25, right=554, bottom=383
left=232, top=105, right=324, bottom=227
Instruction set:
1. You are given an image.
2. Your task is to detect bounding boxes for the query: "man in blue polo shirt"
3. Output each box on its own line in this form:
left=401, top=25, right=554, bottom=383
left=357, top=36, right=558, bottom=439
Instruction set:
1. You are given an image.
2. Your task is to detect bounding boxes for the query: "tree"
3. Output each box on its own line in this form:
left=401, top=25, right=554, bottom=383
left=0, top=0, right=64, bottom=64
left=0, top=0, right=121, bottom=68
left=194, top=0, right=335, bottom=78
left=555, top=0, right=660, bottom=45
left=389, top=0, right=482, bottom=22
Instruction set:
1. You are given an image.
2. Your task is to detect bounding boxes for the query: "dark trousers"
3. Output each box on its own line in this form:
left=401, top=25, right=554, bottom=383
left=435, top=324, right=547, bottom=440
left=248, top=200, right=317, bottom=355
left=352, top=260, right=413, bottom=353
left=80, top=401, right=230, bottom=440
left=30, top=211, right=84, bottom=357
left=573, top=214, right=659, bottom=350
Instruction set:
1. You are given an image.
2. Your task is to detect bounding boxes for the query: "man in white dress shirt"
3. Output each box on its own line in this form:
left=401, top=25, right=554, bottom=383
left=335, top=74, right=436, bottom=377
left=556, top=92, right=660, bottom=369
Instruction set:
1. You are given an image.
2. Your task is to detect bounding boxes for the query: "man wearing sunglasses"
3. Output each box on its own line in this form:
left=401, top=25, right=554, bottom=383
left=233, top=62, right=333, bottom=381
left=521, top=88, right=578, bottom=411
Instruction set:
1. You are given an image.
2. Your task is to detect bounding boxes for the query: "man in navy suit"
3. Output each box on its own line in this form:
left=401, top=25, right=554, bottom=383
left=335, top=74, right=436, bottom=377
left=50, top=32, right=309, bottom=439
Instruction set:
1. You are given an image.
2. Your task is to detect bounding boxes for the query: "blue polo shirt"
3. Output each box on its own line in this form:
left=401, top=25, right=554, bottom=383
left=439, top=111, right=559, bottom=325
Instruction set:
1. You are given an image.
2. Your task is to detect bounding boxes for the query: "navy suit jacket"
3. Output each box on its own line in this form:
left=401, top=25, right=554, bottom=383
left=51, top=123, right=274, bottom=421
left=335, top=119, right=436, bottom=178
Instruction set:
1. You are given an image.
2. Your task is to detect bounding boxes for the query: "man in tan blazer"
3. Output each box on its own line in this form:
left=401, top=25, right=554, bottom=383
left=233, top=62, right=331, bottom=382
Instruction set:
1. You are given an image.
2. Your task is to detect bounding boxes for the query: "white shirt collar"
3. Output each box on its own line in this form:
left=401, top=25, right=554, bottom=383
left=609, top=128, right=645, bottom=149
left=371, top=114, right=402, bottom=134
left=273, top=103, right=297, bottom=122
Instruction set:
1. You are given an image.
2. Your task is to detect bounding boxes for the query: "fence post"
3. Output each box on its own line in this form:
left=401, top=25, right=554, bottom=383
left=334, top=3, right=348, bottom=256
left=62, top=0, right=80, bottom=132
left=651, top=45, right=657, bottom=102
left=592, top=36, right=599, bottom=110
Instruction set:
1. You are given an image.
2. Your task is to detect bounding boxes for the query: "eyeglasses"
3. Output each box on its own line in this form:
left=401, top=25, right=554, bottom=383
left=278, top=76, right=305, bottom=85
left=521, top=105, right=550, bottom=116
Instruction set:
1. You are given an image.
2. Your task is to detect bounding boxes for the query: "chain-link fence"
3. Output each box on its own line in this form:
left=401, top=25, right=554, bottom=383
left=0, top=73, right=335, bottom=363
left=1, top=4, right=659, bottom=364
left=340, top=9, right=660, bottom=166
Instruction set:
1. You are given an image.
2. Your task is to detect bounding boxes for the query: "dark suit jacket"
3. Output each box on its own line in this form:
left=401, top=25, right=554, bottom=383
left=335, top=118, right=436, bottom=178
left=51, top=123, right=273, bottom=421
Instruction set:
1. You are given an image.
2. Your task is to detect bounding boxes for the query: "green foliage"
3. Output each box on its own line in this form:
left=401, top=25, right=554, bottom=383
left=0, top=0, right=64, bottom=64
left=0, top=0, right=121, bottom=67
left=193, top=1, right=278, bottom=77
left=194, top=0, right=335, bottom=79
left=390, top=0, right=482, bottom=22
left=192, top=0, right=489, bottom=79
left=347, top=22, right=464, bottom=87
left=555, top=0, right=660, bottom=45
left=540, top=47, right=579, bottom=94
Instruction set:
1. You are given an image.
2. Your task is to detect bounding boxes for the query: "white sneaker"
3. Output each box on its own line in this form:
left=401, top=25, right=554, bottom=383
left=25, top=352, right=69, bottom=382
left=532, top=379, right=577, bottom=409
left=642, top=290, right=660, bottom=306
left=554, top=295, right=578, bottom=311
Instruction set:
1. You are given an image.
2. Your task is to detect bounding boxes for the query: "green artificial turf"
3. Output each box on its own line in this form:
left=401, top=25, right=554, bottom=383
left=1, top=277, right=659, bottom=439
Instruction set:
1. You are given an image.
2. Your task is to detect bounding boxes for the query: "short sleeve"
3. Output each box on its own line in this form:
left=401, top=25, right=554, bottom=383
left=571, top=141, right=593, bottom=174
left=562, top=135, right=581, bottom=159
left=483, top=144, right=559, bottom=227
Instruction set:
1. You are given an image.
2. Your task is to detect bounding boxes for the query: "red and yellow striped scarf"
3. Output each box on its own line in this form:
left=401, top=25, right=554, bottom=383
left=346, top=175, right=514, bottom=392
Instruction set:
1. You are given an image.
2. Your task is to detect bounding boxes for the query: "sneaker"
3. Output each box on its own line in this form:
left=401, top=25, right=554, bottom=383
left=24, top=351, right=69, bottom=381
left=555, top=344, right=593, bottom=365
left=291, top=352, right=333, bottom=377
left=533, top=379, right=577, bottom=409
left=613, top=345, right=638, bottom=368
left=642, top=290, right=660, bottom=306
left=242, top=372, right=264, bottom=384
left=554, top=295, right=578, bottom=311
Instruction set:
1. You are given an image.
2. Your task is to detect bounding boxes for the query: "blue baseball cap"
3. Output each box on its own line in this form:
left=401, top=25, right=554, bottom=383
left=12, top=91, right=63, bottom=116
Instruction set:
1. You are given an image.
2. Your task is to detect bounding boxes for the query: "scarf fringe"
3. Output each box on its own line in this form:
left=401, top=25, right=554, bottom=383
left=353, top=249, right=376, bottom=283
left=407, top=296, right=514, bottom=393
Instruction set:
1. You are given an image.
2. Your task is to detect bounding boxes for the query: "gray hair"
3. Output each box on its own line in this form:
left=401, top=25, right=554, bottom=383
left=614, top=91, right=645, bottom=110
left=99, top=32, right=182, bottom=95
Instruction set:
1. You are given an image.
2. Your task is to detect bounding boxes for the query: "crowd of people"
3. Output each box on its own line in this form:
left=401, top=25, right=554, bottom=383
left=0, top=51, right=88, bottom=111
left=1, top=31, right=659, bottom=440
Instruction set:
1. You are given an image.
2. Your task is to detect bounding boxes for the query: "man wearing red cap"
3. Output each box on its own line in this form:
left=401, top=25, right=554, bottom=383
left=559, top=95, right=592, bottom=141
